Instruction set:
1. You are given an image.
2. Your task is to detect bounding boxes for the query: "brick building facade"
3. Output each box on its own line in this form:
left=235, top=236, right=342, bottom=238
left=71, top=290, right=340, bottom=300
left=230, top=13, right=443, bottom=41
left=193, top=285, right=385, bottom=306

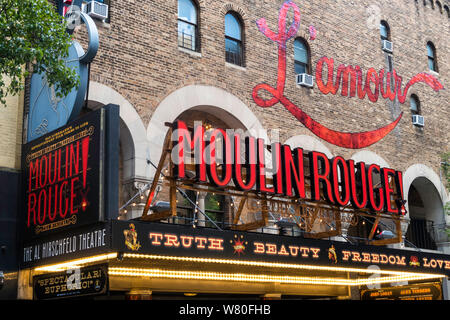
left=78, top=0, right=449, bottom=242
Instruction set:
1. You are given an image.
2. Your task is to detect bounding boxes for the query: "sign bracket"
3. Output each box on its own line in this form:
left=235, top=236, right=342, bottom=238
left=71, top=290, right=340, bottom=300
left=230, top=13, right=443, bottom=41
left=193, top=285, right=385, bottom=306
left=141, top=128, right=172, bottom=220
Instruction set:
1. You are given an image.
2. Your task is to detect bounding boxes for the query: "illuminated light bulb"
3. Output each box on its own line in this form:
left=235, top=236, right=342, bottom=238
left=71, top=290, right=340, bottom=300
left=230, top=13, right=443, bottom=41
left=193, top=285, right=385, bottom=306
left=120, top=253, right=446, bottom=281
left=35, top=253, right=118, bottom=272
left=107, top=266, right=444, bottom=287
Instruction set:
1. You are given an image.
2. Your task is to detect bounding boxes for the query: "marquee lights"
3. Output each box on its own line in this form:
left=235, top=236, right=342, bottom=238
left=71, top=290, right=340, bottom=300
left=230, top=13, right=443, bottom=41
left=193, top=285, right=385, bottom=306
left=34, top=253, right=118, bottom=272
left=33, top=252, right=446, bottom=287
left=121, top=253, right=444, bottom=277
left=34, top=252, right=448, bottom=282
left=108, top=267, right=444, bottom=287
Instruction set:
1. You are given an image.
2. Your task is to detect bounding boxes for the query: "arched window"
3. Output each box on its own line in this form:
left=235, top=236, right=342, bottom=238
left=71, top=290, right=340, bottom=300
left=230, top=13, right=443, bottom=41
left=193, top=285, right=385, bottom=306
left=436, top=1, right=443, bottom=13
left=225, top=12, right=243, bottom=66
left=427, top=42, right=438, bottom=72
left=445, top=5, right=450, bottom=18
left=380, top=21, right=390, bottom=41
left=178, top=0, right=198, bottom=51
left=294, top=38, right=310, bottom=74
left=410, top=94, right=421, bottom=115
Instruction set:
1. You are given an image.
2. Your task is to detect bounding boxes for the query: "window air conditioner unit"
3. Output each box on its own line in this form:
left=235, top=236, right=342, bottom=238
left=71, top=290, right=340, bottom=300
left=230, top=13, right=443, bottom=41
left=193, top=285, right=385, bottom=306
left=84, top=1, right=108, bottom=20
left=412, top=114, right=424, bottom=127
left=296, top=73, right=314, bottom=88
left=382, top=40, right=393, bottom=53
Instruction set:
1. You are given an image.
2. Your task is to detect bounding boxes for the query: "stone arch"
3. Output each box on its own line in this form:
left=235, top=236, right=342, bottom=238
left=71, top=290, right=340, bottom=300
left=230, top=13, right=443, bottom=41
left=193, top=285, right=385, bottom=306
left=403, top=164, right=448, bottom=248
left=220, top=3, right=248, bottom=21
left=403, top=164, right=448, bottom=215
left=87, top=81, right=149, bottom=182
left=284, top=134, right=333, bottom=158
left=350, top=150, right=390, bottom=168
left=146, top=85, right=267, bottom=177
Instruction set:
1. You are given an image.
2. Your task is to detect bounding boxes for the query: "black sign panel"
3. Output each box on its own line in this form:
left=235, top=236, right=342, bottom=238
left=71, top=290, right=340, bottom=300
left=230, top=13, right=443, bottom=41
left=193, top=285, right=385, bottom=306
left=361, top=282, right=443, bottom=300
left=22, top=222, right=110, bottom=268
left=22, top=108, right=105, bottom=241
left=111, top=220, right=450, bottom=276
left=33, top=264, right=108, bottom=300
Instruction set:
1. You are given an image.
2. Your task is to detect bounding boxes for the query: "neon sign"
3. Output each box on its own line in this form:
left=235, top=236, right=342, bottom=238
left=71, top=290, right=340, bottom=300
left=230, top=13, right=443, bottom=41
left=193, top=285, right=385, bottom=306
left=252, top=1, right=444, bottom=149
left=171, top=119, right=406, bottom=215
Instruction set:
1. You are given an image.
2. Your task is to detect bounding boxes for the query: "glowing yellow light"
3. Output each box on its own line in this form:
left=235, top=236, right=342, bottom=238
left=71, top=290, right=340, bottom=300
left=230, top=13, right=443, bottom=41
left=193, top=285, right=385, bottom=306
left=121, top=253, right=439, bottom=277
left=34, top=253, right=118, bottom=272
left=108, top=267, right=443, bottom=286
left=33, top=252, right=447, bottom=287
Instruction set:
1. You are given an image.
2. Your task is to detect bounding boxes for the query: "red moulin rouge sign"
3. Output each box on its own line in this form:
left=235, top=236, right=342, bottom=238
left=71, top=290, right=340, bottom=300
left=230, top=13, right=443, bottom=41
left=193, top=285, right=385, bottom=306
left=171, top=120, right=406, bottom=215
left=22, top=109, right=104, bottom=240
left=252, top=1, right=444, bottom=149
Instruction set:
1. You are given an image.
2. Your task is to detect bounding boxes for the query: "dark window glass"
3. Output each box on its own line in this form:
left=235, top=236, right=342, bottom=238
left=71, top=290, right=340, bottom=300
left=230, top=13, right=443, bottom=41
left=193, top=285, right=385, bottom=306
left=225, top=13, right=243, bottom=66
left=204, top=193, right=225, bottom=228
left=427, top=42, right=437, bottom=72
left=294, top=38, right=309, bottom=74
left=175, top=189, right=196, bottom=225
left=410, top=95, right=420, bottom=115
left=178, top=0, right=198, bottom=51
left=380, top=21, right=389, bottom=41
